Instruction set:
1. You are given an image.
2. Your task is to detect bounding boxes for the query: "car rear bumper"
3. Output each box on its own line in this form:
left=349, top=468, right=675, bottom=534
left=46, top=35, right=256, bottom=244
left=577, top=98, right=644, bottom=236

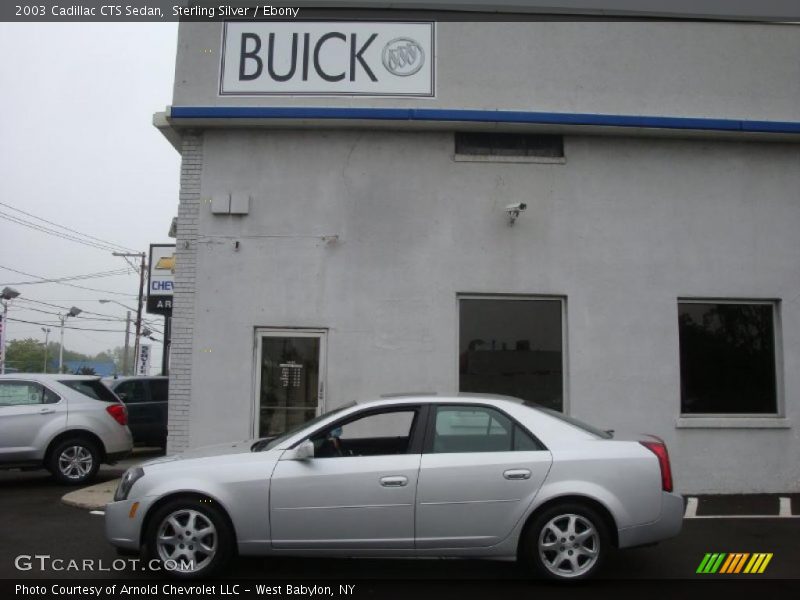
left=101, top=426, right=134, bottom=459
left=617, top=491, right=684, bottom=548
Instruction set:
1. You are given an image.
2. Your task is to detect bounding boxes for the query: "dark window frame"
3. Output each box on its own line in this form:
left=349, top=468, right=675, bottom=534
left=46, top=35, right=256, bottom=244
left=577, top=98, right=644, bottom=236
left=294, top=404, right=429, bottom=457
left=677, top=299, right=781, bottom=417
left=458, top=294, right=567, bottom=413
left=422, top=402, right=547, bottom=454
left=0, top=380, right=61, bottom=407
left=455, top=132, right=565, bottom=160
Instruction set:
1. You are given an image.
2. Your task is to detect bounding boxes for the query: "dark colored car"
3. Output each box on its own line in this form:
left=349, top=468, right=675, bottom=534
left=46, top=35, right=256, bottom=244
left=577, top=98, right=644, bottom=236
left=102, top=376, right=168, bottom=448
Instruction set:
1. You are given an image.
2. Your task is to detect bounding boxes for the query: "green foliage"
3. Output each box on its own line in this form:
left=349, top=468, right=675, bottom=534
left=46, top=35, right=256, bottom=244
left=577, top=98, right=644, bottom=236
left=4, top=339, right=130, bottom=374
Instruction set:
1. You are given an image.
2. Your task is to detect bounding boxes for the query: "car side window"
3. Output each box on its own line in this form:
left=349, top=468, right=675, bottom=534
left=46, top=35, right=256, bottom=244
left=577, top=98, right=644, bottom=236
left=42, top=386, right=61, bottom=404
left=115, top=381, right=148, bottom=403
left=310, top=409, right=418, bottom=458
left=150, top=379, right=168, bottom=403
left=0, top=382, right=45, bottom=406
left=432, top=405, right=538, bottom=453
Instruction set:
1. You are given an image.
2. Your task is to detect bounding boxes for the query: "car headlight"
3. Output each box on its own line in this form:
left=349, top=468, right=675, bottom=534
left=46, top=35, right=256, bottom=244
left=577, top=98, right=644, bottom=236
left=114, top=467, right=144, bottom=501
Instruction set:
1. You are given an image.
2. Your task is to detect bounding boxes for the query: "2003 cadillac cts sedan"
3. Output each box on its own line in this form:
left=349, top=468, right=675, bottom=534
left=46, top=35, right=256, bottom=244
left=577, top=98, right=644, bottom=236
left=105, top=394, right=683, bottom=580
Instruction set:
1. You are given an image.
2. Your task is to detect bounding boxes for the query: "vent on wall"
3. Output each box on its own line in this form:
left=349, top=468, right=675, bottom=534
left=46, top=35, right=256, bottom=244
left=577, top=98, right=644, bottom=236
left=454, top=132, right=565, bottom=163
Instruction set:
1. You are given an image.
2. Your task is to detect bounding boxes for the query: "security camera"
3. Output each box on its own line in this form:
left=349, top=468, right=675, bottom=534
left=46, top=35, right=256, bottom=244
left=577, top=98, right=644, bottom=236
left=505, top=202, right=527, bottom=225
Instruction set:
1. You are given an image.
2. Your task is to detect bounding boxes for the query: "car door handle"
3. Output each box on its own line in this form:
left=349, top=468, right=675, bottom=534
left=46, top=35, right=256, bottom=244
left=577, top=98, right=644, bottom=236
left=39, top=408, right=55, bottom=415
left=503, top=469, right=531, bottom=480
left=380, top=476, right=408, bottom=487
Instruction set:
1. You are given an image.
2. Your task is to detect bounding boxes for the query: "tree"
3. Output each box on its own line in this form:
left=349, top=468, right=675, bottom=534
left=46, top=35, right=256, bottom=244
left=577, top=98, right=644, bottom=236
left=4, top=338, right=47, bottom=373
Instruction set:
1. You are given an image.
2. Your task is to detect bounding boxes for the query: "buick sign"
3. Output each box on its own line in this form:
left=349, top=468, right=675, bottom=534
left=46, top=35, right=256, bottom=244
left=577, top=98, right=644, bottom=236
left=221, top=21, right=435, bottom=96
left=382, top=38, right=425, bottom=76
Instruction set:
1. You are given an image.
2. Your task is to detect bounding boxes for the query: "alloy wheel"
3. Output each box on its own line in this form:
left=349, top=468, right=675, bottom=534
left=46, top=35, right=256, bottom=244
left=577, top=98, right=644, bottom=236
left=57, top=446, right=94, bottom=481
left=538, top=513, right=600, bottom=578
left=156, top=509, right=218, bottom=573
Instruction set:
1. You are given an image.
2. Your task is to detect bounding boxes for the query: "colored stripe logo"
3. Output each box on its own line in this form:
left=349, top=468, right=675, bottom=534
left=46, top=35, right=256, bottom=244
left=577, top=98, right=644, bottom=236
left=697, top=553, right=773, bottom=574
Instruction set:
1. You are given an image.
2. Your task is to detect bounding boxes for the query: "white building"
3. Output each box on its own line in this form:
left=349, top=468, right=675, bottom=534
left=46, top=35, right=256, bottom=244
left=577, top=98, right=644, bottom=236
left=156, top=6, right=800, bottom=494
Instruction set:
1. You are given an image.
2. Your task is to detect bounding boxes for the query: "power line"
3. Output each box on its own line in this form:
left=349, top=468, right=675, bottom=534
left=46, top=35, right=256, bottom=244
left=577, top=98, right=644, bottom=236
left=0, top=201, right=136, bottom=253
left=0, top=264, right=137, bottom=297
left=7, top=317, right=128, bottom=334
left=14, top=297, right=163, bottom=334
left=2, top=268, right=133, bottom=286
left=0, top=211, right=126, bottom=254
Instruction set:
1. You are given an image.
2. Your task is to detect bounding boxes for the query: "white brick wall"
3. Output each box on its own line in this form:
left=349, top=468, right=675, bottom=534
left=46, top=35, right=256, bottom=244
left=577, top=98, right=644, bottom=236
left=166, top=133, right=202, bottom=453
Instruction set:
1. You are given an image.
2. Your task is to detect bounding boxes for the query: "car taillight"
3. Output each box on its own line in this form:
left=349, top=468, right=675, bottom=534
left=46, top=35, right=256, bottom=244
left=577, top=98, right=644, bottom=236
left=107, top=403, right=128, bottom=426
left=640, top=438, right=673, bottom=492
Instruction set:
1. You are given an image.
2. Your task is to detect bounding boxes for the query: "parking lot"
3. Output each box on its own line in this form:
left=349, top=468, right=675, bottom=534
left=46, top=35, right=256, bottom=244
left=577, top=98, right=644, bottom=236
left=1, top=463, right=799, bottom=582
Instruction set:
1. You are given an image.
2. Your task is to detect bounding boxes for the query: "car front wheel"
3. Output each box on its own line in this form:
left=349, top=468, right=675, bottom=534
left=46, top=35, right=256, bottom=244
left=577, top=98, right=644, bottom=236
left=523, top=503, right=610, bottom=580
left=48, top=438, right=100, bottom=485
left=144, top=498, right=233, bottom=579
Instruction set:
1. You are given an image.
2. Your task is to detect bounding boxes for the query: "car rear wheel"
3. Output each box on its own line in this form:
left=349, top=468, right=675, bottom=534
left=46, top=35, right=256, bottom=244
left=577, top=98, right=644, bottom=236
left=523, top=503, right=610, bottom=580
left=144, top=498, right=233, bottom=579
left=48, top=438, right=100, bottom=485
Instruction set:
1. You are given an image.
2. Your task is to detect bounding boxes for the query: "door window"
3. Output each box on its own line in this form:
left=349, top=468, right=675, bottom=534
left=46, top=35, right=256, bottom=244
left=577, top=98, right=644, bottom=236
left=311, top=409, right=418, bottom=458
left=432, top=405, right=539, bottom=453
left=0, top=382, right=46, bottom=406
left=256, top=333, right=324, bottom=437
left=114, top=380, right=148, bottom=403
left=150, top=379, right=169, bottom=403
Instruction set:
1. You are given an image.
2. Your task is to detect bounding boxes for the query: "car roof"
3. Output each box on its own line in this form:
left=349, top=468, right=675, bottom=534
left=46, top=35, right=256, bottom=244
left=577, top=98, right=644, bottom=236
left=101, top=376, right=167, bottom=382
left=356, top=392, right=527, bottom=408
left=0, top=373, right=101, bottom=381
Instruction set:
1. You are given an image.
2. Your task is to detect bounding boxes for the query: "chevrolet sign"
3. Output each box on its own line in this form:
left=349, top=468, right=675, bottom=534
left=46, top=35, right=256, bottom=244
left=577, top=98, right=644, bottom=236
left=220, top=21, right=435, bottom=96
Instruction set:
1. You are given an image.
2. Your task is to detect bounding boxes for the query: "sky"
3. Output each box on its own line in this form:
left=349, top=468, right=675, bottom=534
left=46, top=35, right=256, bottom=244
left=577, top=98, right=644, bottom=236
left=0, top=23, right=181, bottom=370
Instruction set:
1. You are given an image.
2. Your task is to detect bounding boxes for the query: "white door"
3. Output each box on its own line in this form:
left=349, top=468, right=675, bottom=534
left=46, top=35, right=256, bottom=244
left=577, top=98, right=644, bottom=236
left=415, top=404, right=552, bottom=549
left=0, top=380, right=66, bottom=462
left=270, top=406, right=423, bottom=550
left=253, top=329, right=326, bottom=438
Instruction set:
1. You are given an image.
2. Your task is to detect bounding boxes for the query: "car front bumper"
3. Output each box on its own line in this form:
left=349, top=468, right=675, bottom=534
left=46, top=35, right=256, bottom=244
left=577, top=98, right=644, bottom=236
left=617, top=491, right=684, bottom=548
left=105, top=496, right=157, bottom=552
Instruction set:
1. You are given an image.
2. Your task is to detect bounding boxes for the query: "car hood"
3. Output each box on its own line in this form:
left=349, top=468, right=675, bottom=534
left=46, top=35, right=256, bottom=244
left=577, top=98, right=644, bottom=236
left=142, top=438, right=267, bottom=466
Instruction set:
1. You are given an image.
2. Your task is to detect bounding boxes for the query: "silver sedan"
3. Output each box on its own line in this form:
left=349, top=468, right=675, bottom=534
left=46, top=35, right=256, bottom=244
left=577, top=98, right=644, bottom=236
left=105, top=394, right=683, bottom=580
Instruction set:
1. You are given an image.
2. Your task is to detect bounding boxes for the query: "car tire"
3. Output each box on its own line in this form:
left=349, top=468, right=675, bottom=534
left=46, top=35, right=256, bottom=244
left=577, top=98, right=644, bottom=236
left=48, top=438, right=100, bottom=485
left=144, top=498, right=234, bottom=579
left=522, top=503, right=611, bottom=580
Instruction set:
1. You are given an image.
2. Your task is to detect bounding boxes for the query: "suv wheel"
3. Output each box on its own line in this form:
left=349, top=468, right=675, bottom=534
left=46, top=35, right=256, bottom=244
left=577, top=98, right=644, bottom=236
left=522, top=503, right=610, bottom=580
left=144, top=498, right=234, bottom=579
left=48, top=438, right=100, bottom=485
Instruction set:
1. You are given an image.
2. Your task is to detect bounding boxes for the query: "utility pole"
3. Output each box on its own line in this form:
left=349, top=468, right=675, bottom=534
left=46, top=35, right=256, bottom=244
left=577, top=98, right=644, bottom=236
left=112, top=252, right=146, bottom=377
left=123, top=311, right=131, bottom=375
left=1, top=287, right=21, bottom=375
left=41, top=327, right=50, bottom=373
left=58, top=307, right=82, bottom=374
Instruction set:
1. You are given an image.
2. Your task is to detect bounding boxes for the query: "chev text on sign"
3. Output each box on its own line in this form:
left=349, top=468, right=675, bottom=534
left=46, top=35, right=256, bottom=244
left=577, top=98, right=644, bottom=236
left=220, top=21, right=435, bottom=96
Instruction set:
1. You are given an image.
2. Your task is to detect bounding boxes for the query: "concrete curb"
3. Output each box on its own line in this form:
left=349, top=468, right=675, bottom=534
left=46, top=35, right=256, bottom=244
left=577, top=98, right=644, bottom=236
left=61, top=479, right=119, bottom=511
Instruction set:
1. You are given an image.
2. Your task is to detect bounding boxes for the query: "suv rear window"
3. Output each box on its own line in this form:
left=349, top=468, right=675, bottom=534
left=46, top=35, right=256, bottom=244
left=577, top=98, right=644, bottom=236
left=60, top=379, right=120, bottom=403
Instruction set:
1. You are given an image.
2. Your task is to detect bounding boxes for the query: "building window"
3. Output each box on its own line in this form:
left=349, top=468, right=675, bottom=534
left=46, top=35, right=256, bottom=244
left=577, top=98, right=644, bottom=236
left=454, top=132, right=565, bottom=163
left=459, top=296, right=565, bottom=412
left=678, top=301, right=779, bottom=415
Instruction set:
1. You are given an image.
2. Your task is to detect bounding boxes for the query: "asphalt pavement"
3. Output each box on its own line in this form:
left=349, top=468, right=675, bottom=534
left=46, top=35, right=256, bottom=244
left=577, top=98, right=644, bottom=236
left=1, top=464, right=798, bottom=582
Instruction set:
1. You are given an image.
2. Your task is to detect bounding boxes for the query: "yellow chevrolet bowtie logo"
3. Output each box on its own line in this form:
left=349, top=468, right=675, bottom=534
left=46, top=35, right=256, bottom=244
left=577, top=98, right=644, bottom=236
left=155, top=255, right=176, bottom=273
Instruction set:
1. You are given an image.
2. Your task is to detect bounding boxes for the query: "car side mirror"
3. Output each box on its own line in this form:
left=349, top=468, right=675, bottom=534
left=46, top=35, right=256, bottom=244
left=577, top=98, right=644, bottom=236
left=284, top=440, right=314, bottom=461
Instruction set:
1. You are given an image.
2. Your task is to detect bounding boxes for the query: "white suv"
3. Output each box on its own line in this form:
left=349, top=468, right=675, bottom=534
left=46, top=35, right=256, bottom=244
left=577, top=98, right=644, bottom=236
left=0, top=374, right=133, bottom=485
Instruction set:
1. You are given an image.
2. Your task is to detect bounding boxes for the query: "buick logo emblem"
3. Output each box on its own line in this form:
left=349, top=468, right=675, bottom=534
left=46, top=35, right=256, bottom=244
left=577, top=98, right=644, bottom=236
left=382, top=38, right=425, bottom=77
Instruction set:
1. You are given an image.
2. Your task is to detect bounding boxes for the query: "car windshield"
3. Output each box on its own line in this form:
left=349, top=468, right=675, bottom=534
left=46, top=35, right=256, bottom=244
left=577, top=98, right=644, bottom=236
left=252, top=403, right=355, bottom=452
left=59, top=379, right=121, bottom=403
left=528, top=405, right=613, bottom=439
